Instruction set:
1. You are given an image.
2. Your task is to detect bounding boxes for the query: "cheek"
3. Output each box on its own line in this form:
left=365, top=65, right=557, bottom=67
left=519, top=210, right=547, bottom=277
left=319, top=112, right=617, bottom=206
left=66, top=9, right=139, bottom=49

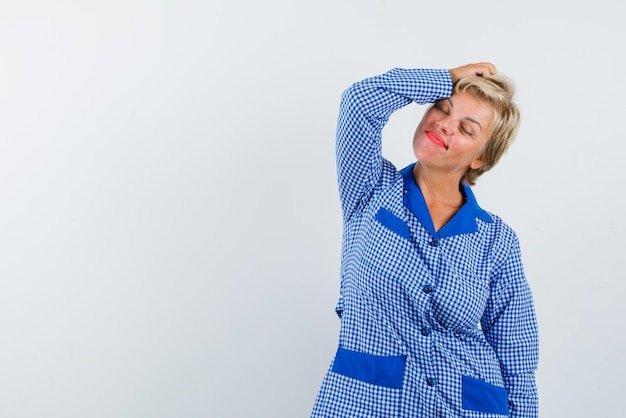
left=468, top=139, right=490, bottom=164
left=420, top=110, right=435, bottom=126
left=412, top=122, right=423, bottom=142
left=414, top=121, right=422, bottom=134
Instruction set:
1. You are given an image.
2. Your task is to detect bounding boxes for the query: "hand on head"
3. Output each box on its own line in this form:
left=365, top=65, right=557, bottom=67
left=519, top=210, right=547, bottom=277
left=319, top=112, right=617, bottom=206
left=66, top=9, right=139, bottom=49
left=449, top=63, right=497, bottom=83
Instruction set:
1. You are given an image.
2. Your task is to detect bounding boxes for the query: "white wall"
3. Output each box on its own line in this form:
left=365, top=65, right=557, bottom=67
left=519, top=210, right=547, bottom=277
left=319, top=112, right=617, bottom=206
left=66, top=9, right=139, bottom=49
left=1, top=1, right=624, bottom=417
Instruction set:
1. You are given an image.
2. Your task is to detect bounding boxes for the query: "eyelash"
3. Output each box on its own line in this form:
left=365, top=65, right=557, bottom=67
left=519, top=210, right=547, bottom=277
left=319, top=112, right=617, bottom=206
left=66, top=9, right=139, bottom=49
left=460, top=126, right=473, bottom=137
left=434, top=103, right=448, bottom=114
left=434, top=103, right=474, bottom=137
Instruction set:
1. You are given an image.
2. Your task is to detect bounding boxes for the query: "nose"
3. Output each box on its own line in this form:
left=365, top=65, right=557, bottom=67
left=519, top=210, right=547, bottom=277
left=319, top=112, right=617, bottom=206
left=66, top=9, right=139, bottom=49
left=435, top=118, right=453, bottom=135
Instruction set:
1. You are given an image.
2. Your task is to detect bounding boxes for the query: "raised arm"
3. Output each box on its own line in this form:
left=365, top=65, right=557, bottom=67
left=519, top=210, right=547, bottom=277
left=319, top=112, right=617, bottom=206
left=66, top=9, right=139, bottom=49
left=336, top=68, right=453, bottom=221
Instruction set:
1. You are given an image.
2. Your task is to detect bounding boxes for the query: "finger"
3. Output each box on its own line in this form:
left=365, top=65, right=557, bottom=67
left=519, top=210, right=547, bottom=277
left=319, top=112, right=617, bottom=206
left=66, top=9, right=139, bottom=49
left=475, top=62, right=497, bottom=76
left=485, top=62, right=497, bottom=75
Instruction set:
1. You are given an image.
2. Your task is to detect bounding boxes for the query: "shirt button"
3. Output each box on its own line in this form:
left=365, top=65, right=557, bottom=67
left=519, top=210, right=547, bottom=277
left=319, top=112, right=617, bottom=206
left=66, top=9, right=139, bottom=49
left=422, top=285, right=433, bottom=294
left=429, top=240, right=439, bottom=247
left=421, top=327, right=431, bottom=336
left=426, top=377, right=437, bottom=387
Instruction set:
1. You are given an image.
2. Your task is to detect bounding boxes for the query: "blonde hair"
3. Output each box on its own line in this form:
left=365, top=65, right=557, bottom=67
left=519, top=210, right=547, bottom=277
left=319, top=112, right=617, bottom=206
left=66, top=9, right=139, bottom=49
left=454, top=74, right=521, bottom=185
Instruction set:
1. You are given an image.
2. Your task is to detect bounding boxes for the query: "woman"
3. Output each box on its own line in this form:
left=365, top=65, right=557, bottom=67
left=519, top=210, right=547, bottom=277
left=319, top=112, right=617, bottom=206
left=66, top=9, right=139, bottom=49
left=311, top=63, right=538, bottom=417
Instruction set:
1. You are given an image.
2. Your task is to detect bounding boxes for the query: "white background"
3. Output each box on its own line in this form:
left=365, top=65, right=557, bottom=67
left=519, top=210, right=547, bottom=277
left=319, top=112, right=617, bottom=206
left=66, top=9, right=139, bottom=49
left=1, top=1, right=624, bottom=417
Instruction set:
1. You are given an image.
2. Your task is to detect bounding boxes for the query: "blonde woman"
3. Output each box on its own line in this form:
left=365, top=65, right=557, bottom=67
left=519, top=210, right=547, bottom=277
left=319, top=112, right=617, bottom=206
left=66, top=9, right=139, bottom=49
left=311, top=63, right=538, bottom=417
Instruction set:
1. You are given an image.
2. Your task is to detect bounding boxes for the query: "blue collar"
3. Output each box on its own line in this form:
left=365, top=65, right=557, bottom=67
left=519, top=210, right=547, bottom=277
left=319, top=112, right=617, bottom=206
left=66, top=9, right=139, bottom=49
left=400, top=164, right=493, bottom=238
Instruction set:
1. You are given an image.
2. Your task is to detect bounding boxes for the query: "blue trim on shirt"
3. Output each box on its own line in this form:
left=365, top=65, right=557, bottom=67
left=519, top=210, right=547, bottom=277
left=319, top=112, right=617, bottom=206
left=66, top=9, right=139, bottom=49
left=332, top=347, right=405, bottom=389
left=375, top=207, right=411, bottom=240
left=462, top=375, right=509, bottom=415
left=400, top=164, right=493, bottom=238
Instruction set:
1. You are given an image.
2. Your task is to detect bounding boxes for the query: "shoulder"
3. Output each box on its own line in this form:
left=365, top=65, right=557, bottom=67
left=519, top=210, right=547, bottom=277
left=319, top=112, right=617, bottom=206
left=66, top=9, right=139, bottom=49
left=483, top=212, right=518, bottom=242
left=476, top=211, right=522, bottom=265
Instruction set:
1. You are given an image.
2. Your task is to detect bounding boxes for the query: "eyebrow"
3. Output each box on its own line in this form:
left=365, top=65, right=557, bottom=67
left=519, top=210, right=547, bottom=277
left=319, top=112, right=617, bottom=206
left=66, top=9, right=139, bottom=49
left=445, top=98, right=483, bottom=130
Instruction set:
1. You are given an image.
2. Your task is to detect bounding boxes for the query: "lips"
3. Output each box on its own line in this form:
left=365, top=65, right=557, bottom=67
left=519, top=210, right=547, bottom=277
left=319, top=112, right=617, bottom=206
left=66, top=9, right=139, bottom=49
left=426, top=131, right=448, bottom=150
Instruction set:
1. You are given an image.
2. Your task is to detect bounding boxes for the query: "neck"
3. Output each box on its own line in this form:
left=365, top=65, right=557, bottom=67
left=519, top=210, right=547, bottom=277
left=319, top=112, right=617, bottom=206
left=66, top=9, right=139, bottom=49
left=413, top=163, right=464, bottom=209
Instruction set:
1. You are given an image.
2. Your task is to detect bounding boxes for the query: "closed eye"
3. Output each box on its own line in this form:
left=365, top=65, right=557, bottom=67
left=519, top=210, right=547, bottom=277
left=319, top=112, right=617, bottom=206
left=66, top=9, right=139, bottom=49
left=460, top=125, right=474, bottom=137
left=433, top=101, right=449, bottom=115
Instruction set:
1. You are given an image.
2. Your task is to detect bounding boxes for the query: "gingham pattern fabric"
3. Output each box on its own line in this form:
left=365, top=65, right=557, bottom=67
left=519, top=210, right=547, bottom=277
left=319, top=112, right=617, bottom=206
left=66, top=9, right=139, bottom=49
left=311, top=69, right=538, bottom=417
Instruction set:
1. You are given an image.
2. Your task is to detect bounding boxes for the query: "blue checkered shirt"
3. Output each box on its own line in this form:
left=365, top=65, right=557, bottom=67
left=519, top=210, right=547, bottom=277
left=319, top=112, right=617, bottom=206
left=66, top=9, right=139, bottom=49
left=311, top=69, right=539, bottom=417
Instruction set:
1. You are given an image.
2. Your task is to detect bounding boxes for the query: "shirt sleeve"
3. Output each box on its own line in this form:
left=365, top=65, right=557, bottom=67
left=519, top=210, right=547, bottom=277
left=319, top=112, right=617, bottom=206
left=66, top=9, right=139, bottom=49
left=481, top=234, right=539, bottom=418
left=336, top=68, right=453, bottom=221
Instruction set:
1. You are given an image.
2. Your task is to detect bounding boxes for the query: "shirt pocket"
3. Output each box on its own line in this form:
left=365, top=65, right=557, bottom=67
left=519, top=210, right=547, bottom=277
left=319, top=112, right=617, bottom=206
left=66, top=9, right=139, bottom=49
left=332, top=347, right=405, bottom=389
left=462, top=375, right=508, bottom=416
left=317, top=347, right=404, bottom=417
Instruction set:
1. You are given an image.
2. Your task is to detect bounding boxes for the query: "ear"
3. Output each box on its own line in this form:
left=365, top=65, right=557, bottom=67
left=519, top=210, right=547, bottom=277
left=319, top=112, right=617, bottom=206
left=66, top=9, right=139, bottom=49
left=469, top=158, right=485, bottom=170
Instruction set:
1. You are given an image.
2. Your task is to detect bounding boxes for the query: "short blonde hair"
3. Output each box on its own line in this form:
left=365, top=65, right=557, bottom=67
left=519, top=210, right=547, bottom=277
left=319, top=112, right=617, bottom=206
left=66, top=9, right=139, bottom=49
left=454, top=74, right=521, bottom=185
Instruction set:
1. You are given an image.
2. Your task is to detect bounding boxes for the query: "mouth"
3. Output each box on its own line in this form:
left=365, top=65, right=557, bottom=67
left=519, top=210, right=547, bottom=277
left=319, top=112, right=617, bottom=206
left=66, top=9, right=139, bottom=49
left=426, top=131, right=448, bottom=150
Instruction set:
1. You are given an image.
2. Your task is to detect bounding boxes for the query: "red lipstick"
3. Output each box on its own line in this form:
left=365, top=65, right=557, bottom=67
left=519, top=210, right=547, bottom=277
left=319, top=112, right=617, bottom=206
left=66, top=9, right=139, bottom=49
left=426, top=131, right=448, bottom=150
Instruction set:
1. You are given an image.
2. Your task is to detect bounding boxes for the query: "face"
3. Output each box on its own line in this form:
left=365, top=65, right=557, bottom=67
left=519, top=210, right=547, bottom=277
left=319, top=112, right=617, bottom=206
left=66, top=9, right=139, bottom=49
left=412, top=90, right=493, bottom=177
